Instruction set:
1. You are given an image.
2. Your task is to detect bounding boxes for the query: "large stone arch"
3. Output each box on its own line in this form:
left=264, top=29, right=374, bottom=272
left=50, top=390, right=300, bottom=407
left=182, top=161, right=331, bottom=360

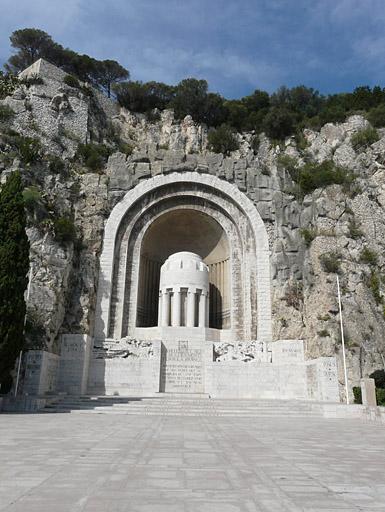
left=94, top=172, right=272, bottom=342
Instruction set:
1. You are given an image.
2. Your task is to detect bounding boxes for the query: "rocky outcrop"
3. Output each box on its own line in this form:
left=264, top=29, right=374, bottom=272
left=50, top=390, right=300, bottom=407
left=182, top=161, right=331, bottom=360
left=1, top=59, right=385, bottom=398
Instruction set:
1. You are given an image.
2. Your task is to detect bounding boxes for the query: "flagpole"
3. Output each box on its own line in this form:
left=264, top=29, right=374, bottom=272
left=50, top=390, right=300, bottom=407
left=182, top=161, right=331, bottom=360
left=336, top=275, right=349, bottom=404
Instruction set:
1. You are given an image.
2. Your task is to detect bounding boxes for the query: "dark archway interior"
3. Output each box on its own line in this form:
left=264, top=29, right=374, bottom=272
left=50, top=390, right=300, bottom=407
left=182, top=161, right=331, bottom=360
left=136, top=209, right=230, bottom=329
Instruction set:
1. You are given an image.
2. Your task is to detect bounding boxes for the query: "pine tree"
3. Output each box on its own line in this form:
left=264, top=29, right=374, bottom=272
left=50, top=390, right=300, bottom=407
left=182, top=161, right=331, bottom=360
left=0, top=171, right=29, bottom=393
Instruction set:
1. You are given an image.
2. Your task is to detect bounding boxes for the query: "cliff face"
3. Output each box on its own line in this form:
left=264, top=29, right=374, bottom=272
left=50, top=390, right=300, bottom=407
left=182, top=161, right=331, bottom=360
left=1, top=59, right=385, bottom=395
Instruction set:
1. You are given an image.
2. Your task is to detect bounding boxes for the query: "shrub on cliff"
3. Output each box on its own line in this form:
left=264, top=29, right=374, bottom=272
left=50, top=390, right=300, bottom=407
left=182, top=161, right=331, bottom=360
left=351, top=127, right=379, bottom=151
left=367, top=104, right=385, bottom=127
left=53, top=216, right=76, bottom=243
left=1, top=131, right=42, bottom=165
left=63, top=74, right=80, bottom=89
left=297, top=160, right=353, bottom=195
left=0, top=171, right=30, bottom=393
left=319, top=252, right=341, bottom=274
left=359, top=247, right=379, bottom=266
left=0, top=72, right=19, bottom=100
left=0, top=105, right=15, bottom=123
left=76, top=143, right=112, bottom=171
left=207, top=124, right=239, bottom=155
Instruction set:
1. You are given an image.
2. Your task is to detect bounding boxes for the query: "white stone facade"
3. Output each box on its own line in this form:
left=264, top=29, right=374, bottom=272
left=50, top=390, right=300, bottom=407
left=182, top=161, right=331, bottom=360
left=21, top=173, right=339, bottom=402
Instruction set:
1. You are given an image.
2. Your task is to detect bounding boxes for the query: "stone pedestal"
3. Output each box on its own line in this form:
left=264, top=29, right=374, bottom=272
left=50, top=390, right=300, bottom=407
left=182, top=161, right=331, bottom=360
left=57, top=335, right=92, bottom=395
left=361, top=378, right=377, bottom=406
left=23, top=351, right=60, bottom=395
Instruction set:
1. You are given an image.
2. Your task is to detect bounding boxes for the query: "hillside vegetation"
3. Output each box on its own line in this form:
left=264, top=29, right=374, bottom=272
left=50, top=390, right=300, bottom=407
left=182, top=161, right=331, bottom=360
left=3, top=28, right=385, bottom=141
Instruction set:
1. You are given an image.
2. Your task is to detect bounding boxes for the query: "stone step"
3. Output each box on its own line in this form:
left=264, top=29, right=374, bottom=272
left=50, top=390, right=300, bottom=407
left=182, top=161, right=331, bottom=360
left=45, top=402, right=318, bottom=411
left=43, top=409, right=322, bottom=417
left=42, top=396, right=324, bottom=417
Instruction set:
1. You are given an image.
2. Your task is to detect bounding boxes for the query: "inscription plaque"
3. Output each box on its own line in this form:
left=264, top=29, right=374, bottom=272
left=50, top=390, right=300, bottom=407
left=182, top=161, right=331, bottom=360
left=160, top=340, right=204, bottom=393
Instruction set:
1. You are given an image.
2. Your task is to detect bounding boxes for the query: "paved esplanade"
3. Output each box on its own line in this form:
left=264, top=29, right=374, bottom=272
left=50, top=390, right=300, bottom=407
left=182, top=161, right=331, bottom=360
left=1, top=408, right=385, bottom=511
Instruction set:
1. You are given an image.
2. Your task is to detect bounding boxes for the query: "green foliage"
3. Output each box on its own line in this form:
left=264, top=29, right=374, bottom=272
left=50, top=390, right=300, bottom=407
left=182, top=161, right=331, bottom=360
left=300, top=227, right=317, bottom=247
left=76, top=143, right=112, bottom=171
left=93, top=59, right=129, bottom=98
left=0, top=171, right=30, bottom=393
left=207, top=124, right=239, bottom=155
left=16, top=136, right=41, bottom=164
left=5, top=28, right=128, bottom=98
left=170, top=78, right=208, bottom=121
left=63, top=74, right=80, bottom=88
left=294, top=132, right=309, bottom=151
left=367, top=103, right=385, bottom=127
left=0, top=72, right=19, bottom=99
left=319, top=252, right=341, bottom=274
left=281, top=158, right=353, bottom=197
left=317, top=329, right=330, bottom=337
left=347, top=218, right=363, bottom=239
left=366, top=272, right=383, bottom=305
left=297, top=160, right=353, bottom=195
left=359, top=247, right=378, bottom=266
left=53, top=216, right=76, bottom=243
left=263, top=106, right=296, bottom=140
left=317, top=313, right=331, bottom=321
left=114, top=81, right=175, bottom=113
left=5, top=28, right=56, bottom=72
left=145, top=109, right=161, bottom=122
left=48, top=155, right=66, bottom=174
left=2, top=132, right=42, bottom=165
left=22, top=186, right=41, bottom=209
left=277, top=154, right=299, bottom=180
left=250, top=135, right=260, bottom=154
left=376, top=388, right=385, bottom=406
left=0, top=104, right=15, bottom=122
left=370, top=369, right=385, bottom=389
left=353, top=386, right=362, bottom=404
left=6, top=28, right=385, bottom=137
left=118, top=142, right=134, bottom=156
left=351, top=127, right=380, bottom=151
left=19, top=74, right=44, bottom=87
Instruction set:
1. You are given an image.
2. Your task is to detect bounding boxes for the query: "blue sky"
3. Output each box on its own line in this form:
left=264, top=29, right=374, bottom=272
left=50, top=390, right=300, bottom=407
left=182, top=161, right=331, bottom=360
left=1, top=0, right=385, bottom=98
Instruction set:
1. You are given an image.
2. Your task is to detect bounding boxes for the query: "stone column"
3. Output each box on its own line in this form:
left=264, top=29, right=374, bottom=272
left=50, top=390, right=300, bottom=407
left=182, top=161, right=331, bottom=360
left=157, top=292, right=162, bottom=326
left=187, top=290, right=195, bottom=327
left=198, top=291, right=207, bottom=327
left=172, top=289, right=181, bottom=327
left=161, top=290, right=171, bottom=327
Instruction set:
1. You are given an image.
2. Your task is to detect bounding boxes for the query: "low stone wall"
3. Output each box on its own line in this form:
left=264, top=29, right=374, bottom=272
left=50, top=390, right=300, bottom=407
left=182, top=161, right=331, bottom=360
left=322, top=403, right=385, bottom=424
left=17, top=339, right=339, bottom=401
left=87, top=338, right=162, bottom=396
left=23, top=351, right=60, bottom=395
left=205, top=361, right=307, bottom=399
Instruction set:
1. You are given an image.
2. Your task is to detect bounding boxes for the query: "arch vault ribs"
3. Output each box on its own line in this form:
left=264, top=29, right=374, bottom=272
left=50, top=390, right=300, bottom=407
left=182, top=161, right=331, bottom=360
left=94, top=172, right=272, bottom=343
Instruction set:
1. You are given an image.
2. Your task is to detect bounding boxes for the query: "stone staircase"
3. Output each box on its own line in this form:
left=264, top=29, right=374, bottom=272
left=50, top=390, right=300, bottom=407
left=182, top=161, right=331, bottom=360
left=42, top=395, right=325, bottom=417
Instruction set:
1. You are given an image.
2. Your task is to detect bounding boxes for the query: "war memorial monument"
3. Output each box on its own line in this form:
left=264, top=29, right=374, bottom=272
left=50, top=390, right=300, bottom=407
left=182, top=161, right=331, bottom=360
left=1, top=49, right=385, bottom=511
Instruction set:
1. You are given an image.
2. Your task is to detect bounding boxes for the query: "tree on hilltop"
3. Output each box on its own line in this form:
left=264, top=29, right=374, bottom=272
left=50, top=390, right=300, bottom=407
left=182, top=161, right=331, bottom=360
left=5, top=28, right=129, bottom=98
left=96, top=60, right=129, bottom=98
left=5, top=28, right=57, bottom=72
left=0, top=171, right=29, bottom=393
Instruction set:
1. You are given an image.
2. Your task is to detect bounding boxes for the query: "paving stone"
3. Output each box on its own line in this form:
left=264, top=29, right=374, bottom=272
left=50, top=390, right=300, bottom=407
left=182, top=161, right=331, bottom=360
left=0, top=412, right=384, bottom=511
